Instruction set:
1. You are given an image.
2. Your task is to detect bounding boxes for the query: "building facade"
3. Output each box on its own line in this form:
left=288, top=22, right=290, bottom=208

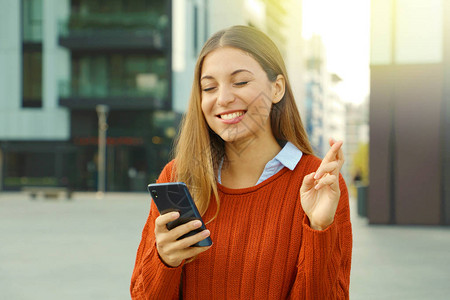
left=0, top=0, right=310, bottom=193
left=0, top=0, right=175, bottom=192
left=370, top=0, right=450, bottom=225
left=304, top=36, right=347, bottom=160
left=345, top=98, right=369, bottom=186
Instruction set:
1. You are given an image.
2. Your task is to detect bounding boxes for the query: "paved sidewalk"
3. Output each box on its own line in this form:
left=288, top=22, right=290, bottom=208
left=0, top=192, right=150, bottom=300
left=349, top=200, right=450, bottom=300
left=1, top=192, right=449, bottom=299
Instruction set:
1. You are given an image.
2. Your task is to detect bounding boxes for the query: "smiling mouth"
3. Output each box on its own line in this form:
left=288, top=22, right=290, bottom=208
left=218, top=111, right=246, bottom=120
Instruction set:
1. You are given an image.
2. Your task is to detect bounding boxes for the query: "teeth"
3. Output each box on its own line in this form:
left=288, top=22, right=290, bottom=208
left=220, top=111, right=244, bottom=120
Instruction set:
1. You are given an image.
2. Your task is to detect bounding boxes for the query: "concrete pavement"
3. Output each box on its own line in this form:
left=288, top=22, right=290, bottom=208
left=0, top=192, right=149, bottom=300
left=349, top=201, right=450, bottom=299
left=0, top=192, right=449, bottom=299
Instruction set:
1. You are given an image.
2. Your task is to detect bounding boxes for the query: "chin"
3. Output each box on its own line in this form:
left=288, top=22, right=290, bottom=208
left=218, top=129, right=255, bottom=146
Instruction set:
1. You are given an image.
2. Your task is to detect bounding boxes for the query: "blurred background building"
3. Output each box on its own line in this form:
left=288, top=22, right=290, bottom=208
left=370, top=0, right=450, bottom=225
left=0, top=0, right=368, bottom=207
left=0, top=0, right=176, bottom=192
left=304, top=35, right=327, bottom=157
left=174, top=0, right=360, bottom=184
left=303, top=34, right=366, bottom=185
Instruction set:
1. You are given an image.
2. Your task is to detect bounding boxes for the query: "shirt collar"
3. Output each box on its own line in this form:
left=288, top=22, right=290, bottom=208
left=274, top=141, right=303, bottom=170
left=217, top=141, right=303, bottom=184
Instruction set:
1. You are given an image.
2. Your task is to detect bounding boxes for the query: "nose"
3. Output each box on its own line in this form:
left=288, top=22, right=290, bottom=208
left=217, top=85, right=235, bottom=107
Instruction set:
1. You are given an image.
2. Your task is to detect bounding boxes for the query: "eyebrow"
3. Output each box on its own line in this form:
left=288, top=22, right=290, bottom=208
left=200, top=69, right=254, bottom=81
left=231, top=69, right=253, bottom=76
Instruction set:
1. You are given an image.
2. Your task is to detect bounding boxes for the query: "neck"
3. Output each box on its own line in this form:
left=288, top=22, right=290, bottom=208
left=221, top=134, right=282, bottom=188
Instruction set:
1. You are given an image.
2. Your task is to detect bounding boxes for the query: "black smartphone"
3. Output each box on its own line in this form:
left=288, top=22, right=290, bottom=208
left=148, top=182, right=212, bottom=247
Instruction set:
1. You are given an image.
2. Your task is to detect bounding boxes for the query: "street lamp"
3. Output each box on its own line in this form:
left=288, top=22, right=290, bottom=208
left=96, top=105, right=109, bottom=198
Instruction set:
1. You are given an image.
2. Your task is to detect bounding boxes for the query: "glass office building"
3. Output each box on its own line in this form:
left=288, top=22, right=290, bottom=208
left=0, top=0, right=176, bottom=191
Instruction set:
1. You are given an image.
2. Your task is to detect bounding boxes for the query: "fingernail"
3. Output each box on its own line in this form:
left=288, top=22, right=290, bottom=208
left=202, top=230, right=210, bottom=237
left=315, top=184, right=320, bottom=190
left=314, top=173, right=319, bottom=180
left=193, top=220, right=202, bottom=228
left=171, top=212, right=179, bottom=219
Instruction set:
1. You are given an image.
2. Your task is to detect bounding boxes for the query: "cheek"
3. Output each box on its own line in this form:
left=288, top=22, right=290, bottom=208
left=201, top=95, right=214, bottom=116
left=200, top=99, right=215, bottom=129
left=246, top=88, right=273, bottom=116
left=240, top=83, right=270, bottom=105
left=200, top=98, right=207, bottom=117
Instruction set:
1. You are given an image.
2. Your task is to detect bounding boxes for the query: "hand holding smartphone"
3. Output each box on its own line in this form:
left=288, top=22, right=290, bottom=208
left=148, top=182, right=213, bottom=247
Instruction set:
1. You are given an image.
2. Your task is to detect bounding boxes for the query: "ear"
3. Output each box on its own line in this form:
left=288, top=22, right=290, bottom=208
left=272, top=74, right=285, bottom=104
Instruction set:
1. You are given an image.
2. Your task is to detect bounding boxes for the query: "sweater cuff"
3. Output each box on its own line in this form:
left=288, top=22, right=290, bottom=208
left=140, top=244, right=183, bottom=297
left=299, top=215, right=338, bottom=267
left=302, top=214, right=336, bottom=233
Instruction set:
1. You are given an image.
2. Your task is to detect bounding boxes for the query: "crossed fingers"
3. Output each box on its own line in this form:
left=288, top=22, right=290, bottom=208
left=315, top=138, right=344, bottom=180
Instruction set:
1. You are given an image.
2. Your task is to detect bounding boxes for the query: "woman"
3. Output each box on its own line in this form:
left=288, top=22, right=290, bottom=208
left=131, top=25, right=352, bottom=299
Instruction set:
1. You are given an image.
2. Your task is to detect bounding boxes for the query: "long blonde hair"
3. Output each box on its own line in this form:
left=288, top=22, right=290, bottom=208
left=173, top=25, right=313, bottom=218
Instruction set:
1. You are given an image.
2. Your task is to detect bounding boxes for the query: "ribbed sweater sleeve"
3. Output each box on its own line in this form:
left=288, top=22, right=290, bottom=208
left=130, top=161, right=182, bottom=300
left=289, top=173, right=352, bottom=299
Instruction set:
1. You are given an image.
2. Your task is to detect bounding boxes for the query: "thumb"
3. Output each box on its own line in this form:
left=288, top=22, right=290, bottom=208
left=300, top=172, right=316, bottom=193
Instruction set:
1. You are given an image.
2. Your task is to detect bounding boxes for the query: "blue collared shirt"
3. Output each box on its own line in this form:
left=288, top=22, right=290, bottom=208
left=218, top=141, right=303, bottom=185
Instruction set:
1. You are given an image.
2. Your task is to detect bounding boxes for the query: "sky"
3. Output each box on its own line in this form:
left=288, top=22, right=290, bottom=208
left=302, top=0, right=371, bottom=104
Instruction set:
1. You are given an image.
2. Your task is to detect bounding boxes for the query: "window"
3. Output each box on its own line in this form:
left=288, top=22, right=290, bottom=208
left=22, top=51, right=43, bottom=107
left=22, top=0, right=43, bottom=108
left=22, top=0, right=42, bottom=42
left=71, top=0, right=158, bottom=14
left=70, top=54, right=168, bottom=99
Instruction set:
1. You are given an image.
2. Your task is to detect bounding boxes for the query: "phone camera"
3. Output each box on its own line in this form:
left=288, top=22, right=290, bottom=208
left=151, top=190, right=158, bottom=198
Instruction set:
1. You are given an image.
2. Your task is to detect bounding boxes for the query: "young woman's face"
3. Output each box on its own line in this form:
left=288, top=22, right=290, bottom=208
left=200, top=47, right=282, bottom=144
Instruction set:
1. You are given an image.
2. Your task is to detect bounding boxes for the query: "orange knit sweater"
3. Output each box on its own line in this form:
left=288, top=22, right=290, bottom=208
left=130, top=154, right=352, bottom=299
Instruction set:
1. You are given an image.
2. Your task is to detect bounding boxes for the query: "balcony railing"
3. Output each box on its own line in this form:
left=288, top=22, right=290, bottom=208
left=58, top=79, right=169, bottom=109
left=58, top=12, right=169, bottom=50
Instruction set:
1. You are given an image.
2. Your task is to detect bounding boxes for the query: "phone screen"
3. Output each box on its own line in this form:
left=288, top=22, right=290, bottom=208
left=148, top=182, right=212, bottom=247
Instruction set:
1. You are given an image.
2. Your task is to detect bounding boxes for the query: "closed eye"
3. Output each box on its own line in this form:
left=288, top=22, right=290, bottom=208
left=202, top=87, right=216, bottom=92
left=234, top=81, right=249, bottom=87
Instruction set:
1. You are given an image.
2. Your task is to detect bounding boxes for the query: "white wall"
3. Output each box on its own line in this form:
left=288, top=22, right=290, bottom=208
left=371, top=0, right=443, bottom=65
left=395, top=0, right=442, bottom=64
left=0, top=0, right=21, bottom=111
left=0, top=0, right=70, bottom=140
left=208, top=0, right=247, bottom=33
left=172, top=0, right=195, bottom=113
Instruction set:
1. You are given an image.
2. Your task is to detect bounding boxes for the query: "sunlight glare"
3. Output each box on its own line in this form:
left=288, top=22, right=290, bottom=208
left=302, top=0, right=371, bottom=104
